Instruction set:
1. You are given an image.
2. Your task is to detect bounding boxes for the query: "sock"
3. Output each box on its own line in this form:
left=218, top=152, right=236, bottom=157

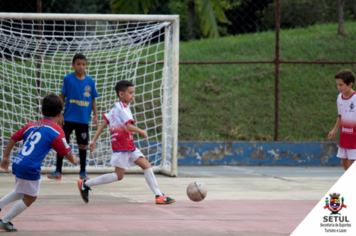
left=144, top=168, right=162, bottom=196
left=0, top=191, right=24, bottom=208
left=56, top=153, right=64, bottom=173
left=85, top=173, right=118, bottom=187
left=2, top=200, right=28, bottom=223
left=79, top=149, right=87, bottom=172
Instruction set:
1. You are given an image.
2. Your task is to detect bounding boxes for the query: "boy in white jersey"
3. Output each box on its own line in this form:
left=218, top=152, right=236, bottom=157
left=77, top=80, right=175, bottom=204
left=329, top=69, right=356, bottom=171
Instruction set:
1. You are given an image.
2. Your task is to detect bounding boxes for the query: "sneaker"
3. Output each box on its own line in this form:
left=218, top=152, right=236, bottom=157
left=47, top=170, right=61, bottom=180
left=79, top=171, right=90, bottom=180
left=78, top=179, right=91, bottom=203
left=156, top=194, right=175, bottom=204
left=0, top=219, right=18, bottom=232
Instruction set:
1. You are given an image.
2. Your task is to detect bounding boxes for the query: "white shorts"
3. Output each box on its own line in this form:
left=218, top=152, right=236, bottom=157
left=337, top=147, right=356, bottom=160
left=15, top=177, right=41, bottom=197
left=110, top=149, right=144, bottom=169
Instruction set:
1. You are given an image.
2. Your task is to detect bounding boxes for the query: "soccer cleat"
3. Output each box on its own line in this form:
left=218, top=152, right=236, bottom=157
left=0, top=219, right=18, bottom=232
left=155, top=194, right=175, bottom=204
left=79, top=171, right=90, bottom=180
left=78, top=179, right=91, bottom=203
left=47, top=170, right=61, bottom=180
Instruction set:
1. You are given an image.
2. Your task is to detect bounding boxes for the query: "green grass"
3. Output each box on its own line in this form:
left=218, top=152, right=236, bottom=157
left=178, top=21, right=356, bottom=141
left=1, top=22, right=356, bottom=141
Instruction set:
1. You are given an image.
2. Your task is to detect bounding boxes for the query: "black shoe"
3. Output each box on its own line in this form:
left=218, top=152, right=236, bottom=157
left=78, top=179, right=91, bottom=203
left=0, top=219, right=18, bottom=232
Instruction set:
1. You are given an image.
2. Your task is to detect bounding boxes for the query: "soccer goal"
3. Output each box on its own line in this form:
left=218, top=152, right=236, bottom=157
left=0, top=13, right=179, bottom=177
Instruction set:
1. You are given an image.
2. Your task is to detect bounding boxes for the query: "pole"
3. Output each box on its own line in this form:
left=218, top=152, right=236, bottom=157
left=37, top=0, right=42, bottom=119
left=274, top=0, right=280, bottom=141
left=170, top=18, right=179, bottom=177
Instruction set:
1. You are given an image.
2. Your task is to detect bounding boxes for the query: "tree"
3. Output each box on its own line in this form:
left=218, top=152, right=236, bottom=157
left=187, top=0, right=195, bottom=40
left=337, top=0, right=344, bottom=35
left=110, top=0, right=159, bottom=14
left=110, top=0, right=230, bottom=40
left=187, top=0, right=230, bottom=40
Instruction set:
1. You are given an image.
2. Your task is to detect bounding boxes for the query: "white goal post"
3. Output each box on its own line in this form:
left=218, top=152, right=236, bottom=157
left=0, top=13, right=179, bottom=177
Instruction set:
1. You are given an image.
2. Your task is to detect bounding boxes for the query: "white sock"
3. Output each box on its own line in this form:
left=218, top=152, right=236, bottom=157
left=144, top=168, right=162, bottom=196
left=0, top=191, right=24, bottom=208
left=2, top=200, right=28, bottom=223
left=85, top=173, right=118, bottom=187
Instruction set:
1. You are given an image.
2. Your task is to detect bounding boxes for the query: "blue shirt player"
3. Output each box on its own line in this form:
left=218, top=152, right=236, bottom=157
left=48, top=54, right=99, bottom=181
left=0, top=94, right=78, bottom=232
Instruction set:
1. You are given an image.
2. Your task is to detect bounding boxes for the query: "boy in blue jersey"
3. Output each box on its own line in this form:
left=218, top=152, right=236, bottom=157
left=48, top=54, right=99, bottom=180
left=0, top=94, right=78, bottom=232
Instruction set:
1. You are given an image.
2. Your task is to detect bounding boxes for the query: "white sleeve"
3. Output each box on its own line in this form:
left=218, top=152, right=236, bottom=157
left=337, top=96, right=341, bottom=117
left=102, top=108, right=113, bottom=124
left=116, top=107, right=135, bottom=125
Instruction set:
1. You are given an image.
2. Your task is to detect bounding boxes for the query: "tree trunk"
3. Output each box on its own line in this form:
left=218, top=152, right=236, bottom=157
left=187, top=0, right=195, bottom=40
left=109, top=0, right=114, bottom=14
left=337, top=0, right=344, bottom=35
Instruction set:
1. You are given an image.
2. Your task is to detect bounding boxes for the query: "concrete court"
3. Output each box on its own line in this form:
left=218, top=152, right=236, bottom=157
left=0, top=166, right=344, bottom=236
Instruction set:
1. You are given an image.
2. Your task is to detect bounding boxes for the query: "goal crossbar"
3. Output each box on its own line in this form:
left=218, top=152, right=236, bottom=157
left=0, top=13, right=179, bottom=22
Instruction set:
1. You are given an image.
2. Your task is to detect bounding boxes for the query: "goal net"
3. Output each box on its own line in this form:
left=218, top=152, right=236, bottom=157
left=0, top=13, right=179, bottom=176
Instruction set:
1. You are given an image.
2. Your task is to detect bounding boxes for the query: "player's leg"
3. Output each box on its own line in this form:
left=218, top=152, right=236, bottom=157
left=114, top=167, right=125, bottom=181
left=337, top=147, right=349, bottom=171
left=75, top=122, right=89, bottom=180
left=85, top=168, right=122, bottom=187
left=1, top=178, right=40, bottom=232
left=78, top=152, right=133, bottom=203
left=77, top=168, right=123, bottom=204
left=48, top=121, right=74, bottom=180
left=340, top=159, right=349, bottom=171
left=134, top=157, right=162, bottom=196
left=346, top=149, right=356, bottom=171
left=133, top=152, right=175, bottom=204
left=0, top=191, right=24, bottom=209
left=0, top=195, right=36, bottom=232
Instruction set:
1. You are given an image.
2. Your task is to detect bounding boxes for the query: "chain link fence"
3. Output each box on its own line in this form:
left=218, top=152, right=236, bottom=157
left=1, top=0, right=356, bottom=141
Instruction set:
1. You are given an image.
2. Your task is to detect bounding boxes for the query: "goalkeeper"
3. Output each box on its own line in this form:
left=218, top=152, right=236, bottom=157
left=48, top=54, right=99, bottom=180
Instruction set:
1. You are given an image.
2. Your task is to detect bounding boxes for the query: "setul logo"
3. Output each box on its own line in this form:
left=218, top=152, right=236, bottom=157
left=342, top=127, right=353, bottom=133
left=321, top=193, right=351, bottom=233
left=324, top=193, right=346, bottom=215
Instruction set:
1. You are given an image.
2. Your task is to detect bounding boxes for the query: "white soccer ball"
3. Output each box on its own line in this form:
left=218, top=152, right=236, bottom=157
left=186, top=181, right=207, bottom=202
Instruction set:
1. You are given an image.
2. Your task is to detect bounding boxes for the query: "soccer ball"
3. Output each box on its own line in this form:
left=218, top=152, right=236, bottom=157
left=186, top=181, right=207, bottom=202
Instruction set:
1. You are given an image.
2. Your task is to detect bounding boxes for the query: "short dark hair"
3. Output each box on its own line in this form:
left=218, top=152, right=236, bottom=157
left=115, top=80, right=134, bottom=96
left=72, top=53, right=87, bottom=64
left=335, top=69, right=355, bottom=86
left=42, top=94, right=63, bottom=117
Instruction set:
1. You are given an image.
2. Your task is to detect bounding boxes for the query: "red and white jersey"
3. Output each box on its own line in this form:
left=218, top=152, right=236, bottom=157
left=337, top=92, right=356, bottom=149
left=102, top=101, right=136, bottom=152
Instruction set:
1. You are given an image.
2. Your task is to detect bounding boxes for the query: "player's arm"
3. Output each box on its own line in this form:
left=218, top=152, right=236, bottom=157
left=126, top=123, right=147, bottom=138
left=64, top=153, right=78, bottom=165
left=92, top=98, right=98, bottom=129
left=51, top=133, right=77, bottom=164
left=1, top=126, right=26, bottom=170
left=58, top=93, right=66, bottom=127
left=60, top=93, right=66, bottom=102
left=328, top=116, right=341, bottom=139
left=0, top=138, right=16, bottom=171
left=88, top=120, right=108, bottom=152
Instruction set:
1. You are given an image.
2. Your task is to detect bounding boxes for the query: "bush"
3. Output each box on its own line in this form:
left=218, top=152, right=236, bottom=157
left=260, top=0, right=356, bottom=30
